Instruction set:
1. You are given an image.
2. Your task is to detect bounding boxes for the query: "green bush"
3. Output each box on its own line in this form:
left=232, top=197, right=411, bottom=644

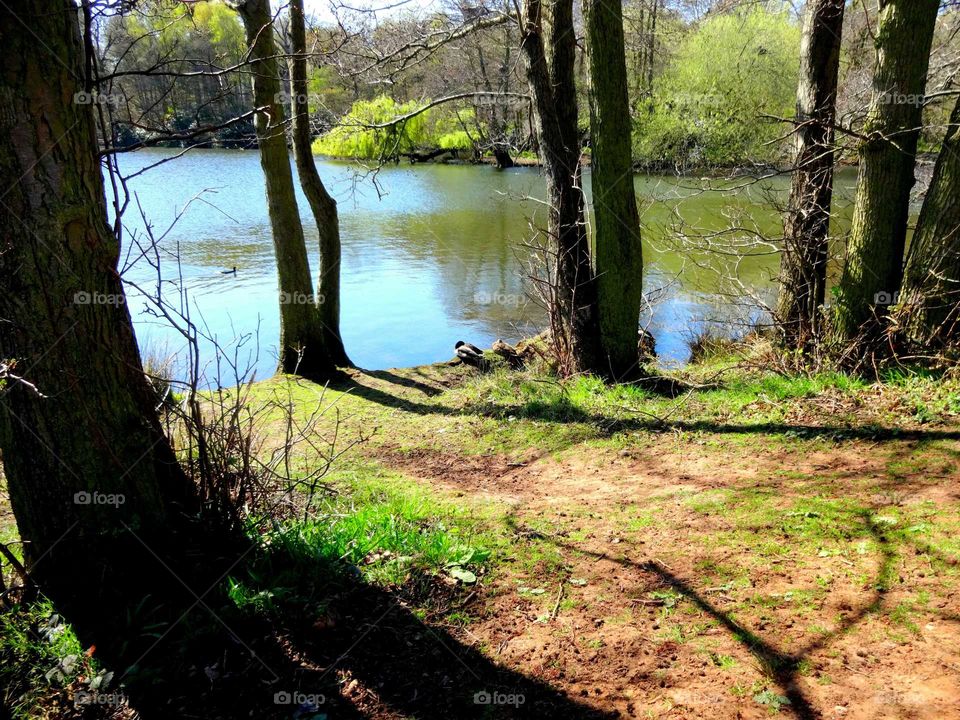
left=312, top=95, right=428, bottom=159
left=313, top=96, right=479, bottom=159
left=633, top=6, right=800, bottom=169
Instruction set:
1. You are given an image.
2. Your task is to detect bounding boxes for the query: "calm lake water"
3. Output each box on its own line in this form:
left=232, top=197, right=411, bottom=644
left=115, top=148, right=860, bottom=382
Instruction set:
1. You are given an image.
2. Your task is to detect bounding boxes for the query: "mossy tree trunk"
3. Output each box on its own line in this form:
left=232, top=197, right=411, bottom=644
left=897, top=95, right=960, bottom=347
left=233, top=0, right=336, bottom=377
left=288, top=0, right=351, bottom=367
left=584, top=0, right=644, bottom=379
left=519, top=0, right=604, bottom=375
left=777, top=0, right=844, bottom=350
left=0, top=1, right=196, bottom=586
left=833, top=0, right=939, bottom=347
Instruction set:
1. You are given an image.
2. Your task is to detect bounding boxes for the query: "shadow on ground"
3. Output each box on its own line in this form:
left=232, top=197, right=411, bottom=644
left=501, top=503, right=960, bottom=720
left=16, top=522, right=611, bottom=720
left=334, top=369, right=960, bottom=444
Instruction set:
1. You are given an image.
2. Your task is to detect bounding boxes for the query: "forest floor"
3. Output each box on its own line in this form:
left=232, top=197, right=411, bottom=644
left=3, top=346, right=960, bottom=719
left=233, top=348, right=960, bottom=719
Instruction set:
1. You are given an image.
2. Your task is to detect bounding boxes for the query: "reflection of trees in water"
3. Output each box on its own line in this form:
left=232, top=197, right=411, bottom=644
left=119, top=150, right=858, bottom=368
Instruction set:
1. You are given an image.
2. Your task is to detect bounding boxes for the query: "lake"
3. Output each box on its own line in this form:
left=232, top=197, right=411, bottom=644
left=115, top=148, right=860, bottom=383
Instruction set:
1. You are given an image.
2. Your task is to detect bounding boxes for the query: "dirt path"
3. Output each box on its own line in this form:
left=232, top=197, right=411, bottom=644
left=374, top=435, right=960, bottom=719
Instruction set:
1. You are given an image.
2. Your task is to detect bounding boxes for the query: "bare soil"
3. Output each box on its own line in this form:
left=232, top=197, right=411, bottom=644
left=371, top=433, right=960, bottom=719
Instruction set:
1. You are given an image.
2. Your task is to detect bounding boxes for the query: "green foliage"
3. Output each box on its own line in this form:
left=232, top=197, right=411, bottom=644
left=307, top=65, right=352, bottom=118
left=633, top=6, right=800, bottom=168
left=0, top=601, right=92, bottom=718
left=105, top=0, right=250, bottom=145
left=437, top=130, right=474, bottom=150
left=227, top=474, right=493, bottom=607
left=312, top=95, right=428, bottom=159
left=313, top=95, right=478, bottom=159
left=190, top=1, right=246, bottom=56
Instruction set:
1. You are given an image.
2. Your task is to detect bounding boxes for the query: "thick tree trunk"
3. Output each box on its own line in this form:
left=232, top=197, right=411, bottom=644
left=288, top=0, right=351, bottom=367
left=833, top=0, right=939, bottom=346
left=584, top=0, right=644, bottom=379
left=235, top=0, right=334, bottom=377
left=897, top=95, right=960, bottom=347
left=776, top=0, right=844, bottom=349
left=0, top=1, right=196, bottom=585
left=519, top=0, right=604, bottom=374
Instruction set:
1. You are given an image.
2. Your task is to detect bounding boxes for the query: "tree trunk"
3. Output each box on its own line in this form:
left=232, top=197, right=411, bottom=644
left=234, top=0, right=335, bottom=377
left=519, top=0, right=604, bottom=375
left=832, top=0, right=939, bottom=346
left=645, top=0, right=659, bottom=96
left=492, top=145, right=515, bottom=169
left=584, top=0, right=644, bottom=378
left=288, top=0, right=351, bottom=367
left=897, top=95, right=960, bottom=347
left=0, top=0, right=196, bottom=587
left=776, top=0, right=844, bottom=349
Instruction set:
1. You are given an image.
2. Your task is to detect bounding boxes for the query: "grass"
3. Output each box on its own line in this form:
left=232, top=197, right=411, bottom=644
left=0, top=600, right=102, bottom=719
left=3, top=346, right=960, bottom=716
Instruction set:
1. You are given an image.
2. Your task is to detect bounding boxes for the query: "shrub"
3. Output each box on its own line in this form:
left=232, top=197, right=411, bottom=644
left=633, top=6, right=800, bottom=169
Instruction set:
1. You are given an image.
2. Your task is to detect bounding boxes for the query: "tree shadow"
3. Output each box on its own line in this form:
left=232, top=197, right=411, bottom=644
left=271, top=567, right=616, bottom=719
left=19, top=521, right=611, bottom=720
left=501, top=508, right=901, bottom=720
left=328, top=373, right=458, bottom=415
left=324, top=370, right=960, bottom=446
left=363, top=369, right=447, bottom=397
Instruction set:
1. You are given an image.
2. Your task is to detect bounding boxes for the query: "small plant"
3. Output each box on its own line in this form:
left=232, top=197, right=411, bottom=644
left=753, top=688, right=790, bottom=713
left=0, top=601, right=96, bottom=718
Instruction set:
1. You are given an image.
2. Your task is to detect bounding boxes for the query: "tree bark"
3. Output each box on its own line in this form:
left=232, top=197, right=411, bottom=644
left=288, top=0, right=351, bottom=367
left=519, top=0, right=604, bottom=374
left=833, top=0, right=939, bottom=346
left=584, top=0, right=644, bottom=378
left=0, top=0, right=196, bottom=585
left=234, top=0, right=335, bottom=377
left=897, top=95, right=960, bottom=347
left=776, top=0, right=844, bottom=350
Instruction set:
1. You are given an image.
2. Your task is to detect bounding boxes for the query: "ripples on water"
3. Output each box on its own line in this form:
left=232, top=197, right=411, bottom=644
left=114, top=148, right=858, bottom=383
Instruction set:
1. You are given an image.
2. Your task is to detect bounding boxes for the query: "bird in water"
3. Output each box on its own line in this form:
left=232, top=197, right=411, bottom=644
left=221, top=266, right=237, bottom=275
left=455, top=340, right=487, bottom=369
